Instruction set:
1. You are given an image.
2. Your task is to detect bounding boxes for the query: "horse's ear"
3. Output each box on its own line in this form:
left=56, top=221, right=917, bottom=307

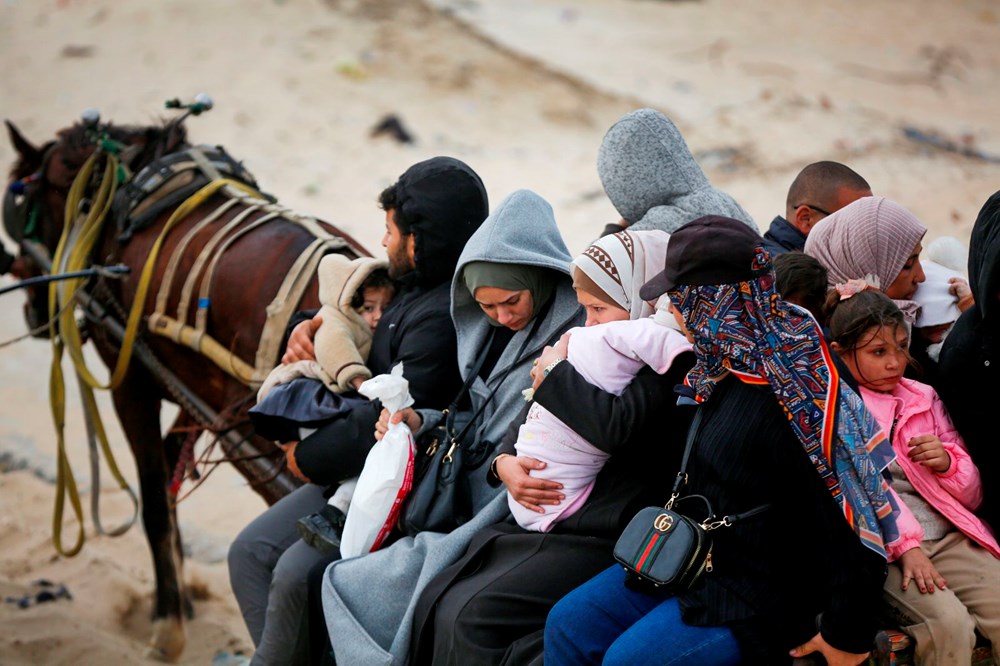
left=5, top=120, right=42, bottom=166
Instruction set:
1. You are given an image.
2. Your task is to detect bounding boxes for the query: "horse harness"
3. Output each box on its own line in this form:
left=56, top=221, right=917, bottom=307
left=118, top=145, right=352, bottom=387
left=27, top=141, right=343, bottom=555
left=62, top=143, right=351, bottom=389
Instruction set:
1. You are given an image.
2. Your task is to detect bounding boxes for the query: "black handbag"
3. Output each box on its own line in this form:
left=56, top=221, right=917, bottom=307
left=613, top=409, right=769, bottom=593
left=400, top=406, right=476, bottom=535
left=402, top=311, right=548, bottom=537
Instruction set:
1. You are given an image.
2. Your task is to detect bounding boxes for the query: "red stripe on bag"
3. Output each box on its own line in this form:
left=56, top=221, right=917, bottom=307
left=370, top=432, right=417, bottom=552
left=634, top=532, right=660, bottom=571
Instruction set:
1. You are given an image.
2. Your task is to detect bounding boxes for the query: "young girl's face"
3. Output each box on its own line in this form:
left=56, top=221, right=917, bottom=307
left=576, top=289, right=629, bottom=327
left=836, top=323, right=909, bottom=393
left=359, top=286, right=394, bottom=331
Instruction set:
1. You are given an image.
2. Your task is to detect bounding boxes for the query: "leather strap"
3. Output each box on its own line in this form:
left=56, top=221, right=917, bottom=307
left=667, top=407, right=770, bottom=526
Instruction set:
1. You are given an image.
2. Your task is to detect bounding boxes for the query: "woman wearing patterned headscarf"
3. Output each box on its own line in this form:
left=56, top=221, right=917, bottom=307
left=805, top=195, right=928, bottom=325
left=571, top=229, right=670, bottom=324
left=546, top=216, right=899, bottom=666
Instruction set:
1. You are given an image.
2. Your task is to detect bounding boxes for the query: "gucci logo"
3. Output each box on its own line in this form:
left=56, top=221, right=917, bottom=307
left=654, top=513, right=674, bottom=532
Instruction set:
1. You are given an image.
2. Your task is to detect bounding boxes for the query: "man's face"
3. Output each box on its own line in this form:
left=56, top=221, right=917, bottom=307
left=381, top=209, right=416, bottom=279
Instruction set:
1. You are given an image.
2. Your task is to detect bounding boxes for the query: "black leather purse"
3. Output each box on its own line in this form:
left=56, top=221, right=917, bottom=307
left=402, top=312, right=546, bottom=537
left=613, top=409, right=769, bottom=593
left=400, top=404, right=477, bottom=536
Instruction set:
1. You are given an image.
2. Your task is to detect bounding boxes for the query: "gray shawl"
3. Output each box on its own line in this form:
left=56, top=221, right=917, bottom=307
left=598, top=107, right=757, bottom=234
left=321, top=189, right=584, bottom=665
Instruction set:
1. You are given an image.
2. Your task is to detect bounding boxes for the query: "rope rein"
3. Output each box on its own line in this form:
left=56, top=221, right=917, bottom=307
left=48, top=148, right=135, bottom=556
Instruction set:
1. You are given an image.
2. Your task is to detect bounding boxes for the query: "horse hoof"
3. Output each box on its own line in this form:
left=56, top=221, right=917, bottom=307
left=145, top=617, right=186, bottom=662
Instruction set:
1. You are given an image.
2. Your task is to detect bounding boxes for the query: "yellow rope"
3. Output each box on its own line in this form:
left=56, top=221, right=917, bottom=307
left=47, top=148, right=260, bottom=556
left=48, top=150, right=116, bottom=556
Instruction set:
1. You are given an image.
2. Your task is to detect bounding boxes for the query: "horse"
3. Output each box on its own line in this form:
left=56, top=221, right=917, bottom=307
left=3, top=110, right=371, bottom=660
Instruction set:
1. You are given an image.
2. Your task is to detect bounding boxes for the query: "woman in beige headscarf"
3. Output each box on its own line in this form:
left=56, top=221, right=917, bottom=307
left=804, top=195, right=927, bottom=325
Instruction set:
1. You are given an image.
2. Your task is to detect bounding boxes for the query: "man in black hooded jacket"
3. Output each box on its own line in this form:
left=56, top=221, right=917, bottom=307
left=228, top=156, right=488, bottom=666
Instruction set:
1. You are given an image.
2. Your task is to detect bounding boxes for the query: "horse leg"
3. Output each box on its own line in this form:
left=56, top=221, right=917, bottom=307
left=163, top=410, right=198, bottom=620
left=111, top=372, right=186, bottom=662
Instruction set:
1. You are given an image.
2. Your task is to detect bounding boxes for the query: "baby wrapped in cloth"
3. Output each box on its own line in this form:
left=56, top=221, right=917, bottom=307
left=512, top=306, right=692, bottom=532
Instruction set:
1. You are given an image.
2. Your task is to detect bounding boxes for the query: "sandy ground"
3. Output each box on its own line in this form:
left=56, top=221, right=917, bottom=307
left=1, top=0, right=998, bottom=663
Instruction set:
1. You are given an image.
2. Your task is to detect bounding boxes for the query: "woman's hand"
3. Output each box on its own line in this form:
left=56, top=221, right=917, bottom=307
left=790, top=633, right=868, bottom=666
left=282, top=315, right=323, bottom=364
left=375, top=407, right=422, bottom=441
left=530, top=332, right=571, bottom=391
left=898, top=547, right=947, bottom=593
left=496, top=454, right=564, bottom=513
left=949, top=276, right=974, bottom=311
left=907, top=434, right=951, bottom=473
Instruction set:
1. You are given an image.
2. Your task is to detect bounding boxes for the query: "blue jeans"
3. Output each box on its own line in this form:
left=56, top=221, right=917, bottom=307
left=544, top=565, right=742, bottom=666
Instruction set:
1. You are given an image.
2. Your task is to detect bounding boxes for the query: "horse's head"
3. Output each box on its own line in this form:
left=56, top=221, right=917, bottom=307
left=4, top=117, right=187, bottom=334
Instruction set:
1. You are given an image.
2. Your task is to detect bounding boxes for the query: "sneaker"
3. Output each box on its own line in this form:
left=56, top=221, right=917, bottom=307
left=297, top=505, right=347, bottom=555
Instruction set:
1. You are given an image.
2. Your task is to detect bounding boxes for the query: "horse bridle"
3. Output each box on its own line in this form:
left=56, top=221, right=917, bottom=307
left=3, top=140, right=58, bottom=248
left=3, top=130, right=152, bottom=254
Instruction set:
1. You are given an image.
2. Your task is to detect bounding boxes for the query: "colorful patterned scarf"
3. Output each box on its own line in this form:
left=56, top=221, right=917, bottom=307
left=671, top=245, right=899, bottom=556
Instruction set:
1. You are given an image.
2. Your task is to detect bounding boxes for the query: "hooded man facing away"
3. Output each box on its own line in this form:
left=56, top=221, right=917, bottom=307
left=596, top=107, right=757, bottom=237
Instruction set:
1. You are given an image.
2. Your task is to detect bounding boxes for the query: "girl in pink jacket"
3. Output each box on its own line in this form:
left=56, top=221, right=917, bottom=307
left=828, top=287, right=999, bottom=666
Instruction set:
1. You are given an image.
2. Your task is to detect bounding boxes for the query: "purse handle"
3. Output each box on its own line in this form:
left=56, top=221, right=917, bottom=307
left=666, top=408, right=770, bottom=531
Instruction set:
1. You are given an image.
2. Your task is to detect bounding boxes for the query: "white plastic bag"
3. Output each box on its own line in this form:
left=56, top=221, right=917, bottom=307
left=339, top=363, right=416, bottom=558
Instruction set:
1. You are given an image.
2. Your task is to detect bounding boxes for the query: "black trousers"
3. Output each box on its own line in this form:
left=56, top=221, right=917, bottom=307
left=411, top=523, right=617, bottom=666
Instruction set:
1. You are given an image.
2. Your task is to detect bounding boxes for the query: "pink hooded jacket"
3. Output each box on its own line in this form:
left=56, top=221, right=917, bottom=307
left=860, top=378, right=999, bottom=560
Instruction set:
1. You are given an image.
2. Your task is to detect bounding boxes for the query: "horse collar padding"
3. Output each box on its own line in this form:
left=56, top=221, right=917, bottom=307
left=112, top=144, right=261, bottom=244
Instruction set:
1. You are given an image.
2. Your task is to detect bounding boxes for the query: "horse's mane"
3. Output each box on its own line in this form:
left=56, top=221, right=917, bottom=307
left=55, top=119, right=189, bottom=174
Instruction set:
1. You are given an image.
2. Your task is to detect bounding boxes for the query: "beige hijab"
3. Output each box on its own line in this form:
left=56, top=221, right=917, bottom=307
left=805, top=196, right=927, bottom=324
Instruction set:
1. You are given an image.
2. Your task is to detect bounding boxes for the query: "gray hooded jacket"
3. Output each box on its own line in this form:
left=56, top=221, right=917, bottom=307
left=598, top=108, right=757, bottom=234
left=321, top=189, right=584, bottom=666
